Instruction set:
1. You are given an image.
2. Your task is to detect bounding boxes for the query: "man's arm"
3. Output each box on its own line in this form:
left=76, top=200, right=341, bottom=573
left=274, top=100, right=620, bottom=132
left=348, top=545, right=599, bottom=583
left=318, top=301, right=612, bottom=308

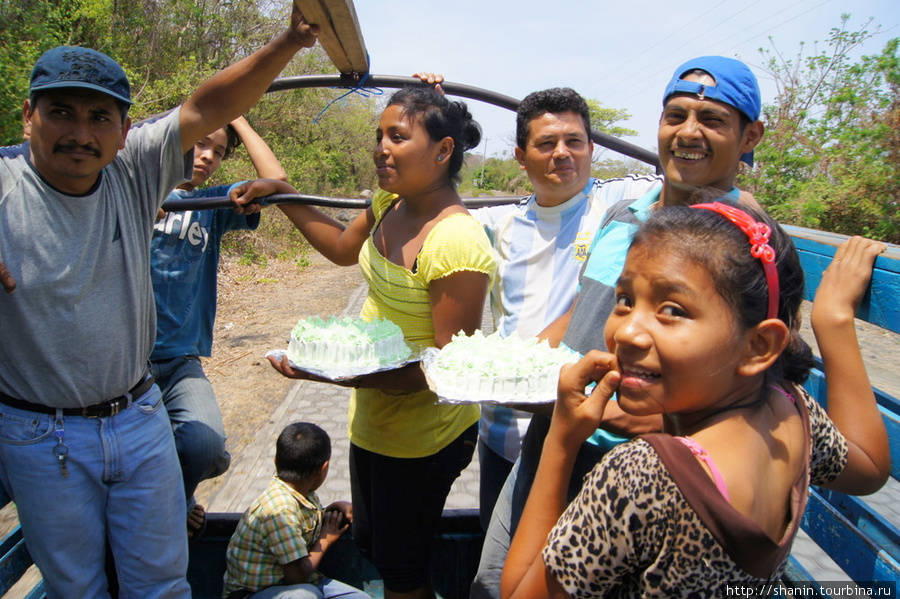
left=179, top=4, right=318, bottom=154
left=537, top=304, right=573, bottom=347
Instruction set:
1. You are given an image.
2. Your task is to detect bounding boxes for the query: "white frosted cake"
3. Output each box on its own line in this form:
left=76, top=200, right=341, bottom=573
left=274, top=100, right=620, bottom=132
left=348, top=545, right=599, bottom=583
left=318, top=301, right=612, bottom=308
left=287, top=316, right=411, bottom=370
left=426, top=330, right=580, bottom=403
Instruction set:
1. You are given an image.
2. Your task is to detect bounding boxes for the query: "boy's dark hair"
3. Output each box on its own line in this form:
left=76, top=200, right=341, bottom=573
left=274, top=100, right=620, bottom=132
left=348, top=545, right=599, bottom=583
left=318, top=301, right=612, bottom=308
left=515, top=87, right=591, bottom=150
left=631, top=202, right=814, bottom=384
left=275, top=422, right=331, bottom=483
left=222, top=123, right=243, bottom=160
left=386, top=86, right=482, bottom=186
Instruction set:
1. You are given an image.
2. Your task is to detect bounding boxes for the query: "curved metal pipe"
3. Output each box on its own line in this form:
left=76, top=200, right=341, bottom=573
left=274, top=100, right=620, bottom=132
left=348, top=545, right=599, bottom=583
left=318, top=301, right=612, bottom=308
left=161, top=194, right=526, bottom=212
left=268, top=74, right=660, bottom=168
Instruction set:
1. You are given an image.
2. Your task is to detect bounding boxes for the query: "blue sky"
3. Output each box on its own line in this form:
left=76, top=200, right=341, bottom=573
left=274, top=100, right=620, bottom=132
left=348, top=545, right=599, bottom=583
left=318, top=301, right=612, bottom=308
left=352, top=0, right=898, bottom=160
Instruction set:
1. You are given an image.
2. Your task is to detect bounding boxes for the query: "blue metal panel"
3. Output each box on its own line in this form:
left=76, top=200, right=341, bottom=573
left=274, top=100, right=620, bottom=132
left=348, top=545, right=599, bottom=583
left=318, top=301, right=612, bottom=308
left=814, top=488, right=900, bottom=563
left=802, top=487, right=900, bottom=583
left=0, top=531, right=34, bottom=597
left=804, top=367, right=900, bottom=482
left=21, top=581, right=45, bottom=599
left=786, top=226, right=900, bottom=334
left=781, top=558, right=830, bottom=596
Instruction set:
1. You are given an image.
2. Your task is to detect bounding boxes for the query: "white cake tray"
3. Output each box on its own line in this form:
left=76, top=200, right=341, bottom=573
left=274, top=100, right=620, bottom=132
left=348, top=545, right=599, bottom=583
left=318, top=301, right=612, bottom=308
left=266, top=342, right=422, bottom=382
left=421, top=347, right=560, bottom=405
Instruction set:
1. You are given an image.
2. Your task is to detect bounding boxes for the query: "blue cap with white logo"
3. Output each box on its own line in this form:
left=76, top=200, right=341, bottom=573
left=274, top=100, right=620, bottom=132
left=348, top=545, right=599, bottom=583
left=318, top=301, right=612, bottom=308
left=30, top=46, right=132, bottom=106
left=662, top=56, right=761, bottom=165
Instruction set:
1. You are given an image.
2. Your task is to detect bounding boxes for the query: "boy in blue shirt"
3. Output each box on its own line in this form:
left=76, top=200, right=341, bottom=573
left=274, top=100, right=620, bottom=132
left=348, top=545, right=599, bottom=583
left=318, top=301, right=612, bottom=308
left=150, top=116, right=287, bottom=538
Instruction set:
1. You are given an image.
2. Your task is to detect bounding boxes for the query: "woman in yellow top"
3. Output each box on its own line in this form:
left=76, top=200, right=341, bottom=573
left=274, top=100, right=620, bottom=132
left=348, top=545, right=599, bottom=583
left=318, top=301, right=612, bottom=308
left=233, top=85, right=497, bottom=599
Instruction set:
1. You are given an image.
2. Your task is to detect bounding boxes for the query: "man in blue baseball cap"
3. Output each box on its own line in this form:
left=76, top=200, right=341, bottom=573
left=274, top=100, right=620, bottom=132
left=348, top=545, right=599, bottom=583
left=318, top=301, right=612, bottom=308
left=473, top=56, right=767, bottom=599
left=657, top=55, right=763, bottom=200
left=0, top=6, right=318, bottom=598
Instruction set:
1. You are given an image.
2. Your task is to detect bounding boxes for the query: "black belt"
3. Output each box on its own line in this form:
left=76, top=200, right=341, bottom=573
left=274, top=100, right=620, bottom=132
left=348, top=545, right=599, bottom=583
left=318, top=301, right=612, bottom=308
left=0, top=373, right=155, bottom=418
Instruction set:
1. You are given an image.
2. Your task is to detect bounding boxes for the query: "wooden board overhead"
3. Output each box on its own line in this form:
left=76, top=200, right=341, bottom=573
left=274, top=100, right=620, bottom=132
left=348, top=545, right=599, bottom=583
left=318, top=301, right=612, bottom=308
left=294, top=0, right=369, bottom=74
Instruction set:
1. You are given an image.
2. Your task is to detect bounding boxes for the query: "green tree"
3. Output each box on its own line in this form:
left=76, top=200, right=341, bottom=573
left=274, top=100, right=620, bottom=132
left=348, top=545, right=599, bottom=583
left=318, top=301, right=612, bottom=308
left=0, top=0, right=383, bottom=263
left=584, top=98, right=638, bottom=139
left=0, top=0, right=82, bottom=143
left=583, top=98, right=654, bottom=177
left=592, top=157, right=655, bottom=180
left=457, top=153, right=527, bottom=197
left=740, top=16, right=900, bottom=242
left=0, top=0, right=291, bottom=141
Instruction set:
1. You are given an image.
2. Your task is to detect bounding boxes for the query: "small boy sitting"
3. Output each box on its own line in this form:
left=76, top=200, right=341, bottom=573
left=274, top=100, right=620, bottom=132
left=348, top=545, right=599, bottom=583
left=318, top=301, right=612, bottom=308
left=223, top=422, right=369, bottom=599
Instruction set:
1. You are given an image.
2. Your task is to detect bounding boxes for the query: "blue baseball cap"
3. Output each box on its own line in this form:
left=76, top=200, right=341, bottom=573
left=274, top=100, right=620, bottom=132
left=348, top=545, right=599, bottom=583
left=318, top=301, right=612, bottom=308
left=30, top=46, right=132, bottom=106
left=662, top=56, right=761, bottom=165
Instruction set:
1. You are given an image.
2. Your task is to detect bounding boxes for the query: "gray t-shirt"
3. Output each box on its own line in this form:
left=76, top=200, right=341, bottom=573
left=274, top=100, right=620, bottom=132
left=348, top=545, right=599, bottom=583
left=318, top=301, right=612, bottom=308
left=0, top=109, right=191, bottom=407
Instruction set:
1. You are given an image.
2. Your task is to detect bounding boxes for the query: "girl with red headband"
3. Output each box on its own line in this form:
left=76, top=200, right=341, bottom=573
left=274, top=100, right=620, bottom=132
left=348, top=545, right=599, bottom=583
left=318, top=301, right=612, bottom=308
left=502, top=203, right=890, bottom=598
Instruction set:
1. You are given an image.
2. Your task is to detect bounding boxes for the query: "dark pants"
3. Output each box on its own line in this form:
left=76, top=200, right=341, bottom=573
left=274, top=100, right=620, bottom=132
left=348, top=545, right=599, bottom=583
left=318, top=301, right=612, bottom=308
left=349, top=425, right=477, bottom=593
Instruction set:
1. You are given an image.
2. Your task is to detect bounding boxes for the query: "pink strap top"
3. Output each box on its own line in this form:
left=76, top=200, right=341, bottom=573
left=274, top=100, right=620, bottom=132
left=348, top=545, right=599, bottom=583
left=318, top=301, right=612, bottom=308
left=675, top=436, right=730, bottom=502
left=770, top=384, right=798, bottom=405
left=675, top=385, right=798, bottom=503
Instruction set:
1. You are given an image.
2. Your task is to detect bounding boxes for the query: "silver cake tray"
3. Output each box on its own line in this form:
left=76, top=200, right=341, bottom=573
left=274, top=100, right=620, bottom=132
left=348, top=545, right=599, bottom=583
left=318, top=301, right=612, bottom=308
left=266, top=342, right=422, bottom=382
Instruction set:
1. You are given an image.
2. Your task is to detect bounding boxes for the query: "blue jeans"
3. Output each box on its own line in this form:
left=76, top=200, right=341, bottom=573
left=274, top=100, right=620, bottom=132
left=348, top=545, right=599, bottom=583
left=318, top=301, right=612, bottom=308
left=249, top=577, right=370, bottom=599
left=0, top=385, right=190, bottom=599
left=151, top=355, right=231, bottom=502
left=469, top=457, right=517, bottom=599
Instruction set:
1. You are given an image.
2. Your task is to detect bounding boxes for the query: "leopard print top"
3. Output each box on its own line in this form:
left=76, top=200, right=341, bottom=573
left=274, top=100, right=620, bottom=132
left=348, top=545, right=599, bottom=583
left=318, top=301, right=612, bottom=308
left=542, top=384, right=848, bottom=598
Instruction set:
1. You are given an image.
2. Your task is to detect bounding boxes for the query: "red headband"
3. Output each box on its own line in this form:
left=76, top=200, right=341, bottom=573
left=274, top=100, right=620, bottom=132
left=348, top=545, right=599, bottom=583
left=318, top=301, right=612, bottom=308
left=691, top=202, right=780, bottom=320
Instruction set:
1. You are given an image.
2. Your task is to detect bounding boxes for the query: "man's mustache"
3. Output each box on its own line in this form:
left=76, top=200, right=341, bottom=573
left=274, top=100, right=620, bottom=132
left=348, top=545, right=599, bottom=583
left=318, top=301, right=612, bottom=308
left=54, top=143, right=101, bottom=157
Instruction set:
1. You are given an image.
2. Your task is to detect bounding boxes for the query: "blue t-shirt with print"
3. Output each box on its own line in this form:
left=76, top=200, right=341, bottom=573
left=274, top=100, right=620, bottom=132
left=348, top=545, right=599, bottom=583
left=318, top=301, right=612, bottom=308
left=150, top=183, right=259, bottom=360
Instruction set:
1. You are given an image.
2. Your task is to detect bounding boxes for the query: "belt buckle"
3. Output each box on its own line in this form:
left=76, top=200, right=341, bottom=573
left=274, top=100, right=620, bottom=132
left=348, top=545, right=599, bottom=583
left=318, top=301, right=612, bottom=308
left=108, top=398, right=123, bottom=416
left=82, top=398, right=122, bottom=418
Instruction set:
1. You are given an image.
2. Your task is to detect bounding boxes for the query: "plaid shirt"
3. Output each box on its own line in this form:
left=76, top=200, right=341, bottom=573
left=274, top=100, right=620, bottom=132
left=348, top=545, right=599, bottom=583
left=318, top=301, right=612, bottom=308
left=223, top=476, right=323, bottom=595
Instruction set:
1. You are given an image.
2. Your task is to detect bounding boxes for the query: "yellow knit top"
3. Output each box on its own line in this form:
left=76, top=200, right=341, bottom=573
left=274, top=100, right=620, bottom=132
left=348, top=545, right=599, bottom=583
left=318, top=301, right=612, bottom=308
left=349, top=190, right=497, bottom=458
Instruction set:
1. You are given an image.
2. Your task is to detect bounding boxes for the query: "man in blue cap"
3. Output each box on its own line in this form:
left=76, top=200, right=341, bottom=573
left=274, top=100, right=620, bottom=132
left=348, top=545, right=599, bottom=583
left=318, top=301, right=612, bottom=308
left=472, top=55, right=766, bottom=598
left=0, top=7, right=317, bottom=598
left=552, top=55, right=764, bottom=351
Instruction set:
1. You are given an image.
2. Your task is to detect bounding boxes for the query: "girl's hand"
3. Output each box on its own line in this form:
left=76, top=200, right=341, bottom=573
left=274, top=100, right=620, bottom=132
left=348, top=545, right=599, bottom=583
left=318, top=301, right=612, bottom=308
left=812, top=236, right=891, bottom=494
left=268, top=354, right=313, bottom=380
left=552, top=350, right=621, bottom=448
left=232, top=201, right=265, bottom=216
left=267, top=355, right=361, bottom=387
left=229, top=178, right=296, bottom=212
left=811, top=236, right=886, bottom=329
